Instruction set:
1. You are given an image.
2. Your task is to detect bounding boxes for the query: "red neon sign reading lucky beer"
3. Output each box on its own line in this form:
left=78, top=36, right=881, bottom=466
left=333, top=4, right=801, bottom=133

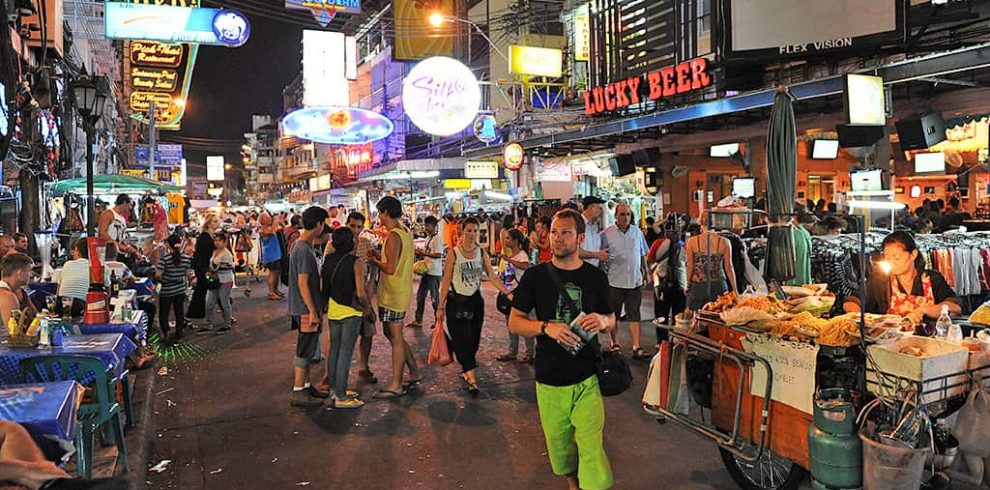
left=584, top=58, right=712, bottom=116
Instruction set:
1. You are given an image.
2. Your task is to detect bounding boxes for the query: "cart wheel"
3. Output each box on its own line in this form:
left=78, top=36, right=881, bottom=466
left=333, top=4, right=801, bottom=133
left=719, top=445, right=806, bottom=490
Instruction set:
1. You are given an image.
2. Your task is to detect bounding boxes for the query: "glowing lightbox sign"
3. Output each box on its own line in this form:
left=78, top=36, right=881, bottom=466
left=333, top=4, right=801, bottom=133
left=573, top=10, right=590, bottom=61
left=509, top=45, right=563, bottom=78
left=402, top=57, right=481, bottom=136
left=207, top=155, right=225, bottom=181
left=503, top=142, right=524, bottom=171
left=285, top=0, right=360, bottom=27
left=104, top=2, right=250, bottom=47
left=464, top=160, right=498, bottom=179
left=302, top=30, right=349, bottom=107
left=282, top=106, right=393, bottom=145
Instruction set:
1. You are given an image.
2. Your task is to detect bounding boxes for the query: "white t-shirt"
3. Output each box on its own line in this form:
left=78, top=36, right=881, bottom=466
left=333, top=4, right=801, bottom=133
left=212, top=249, right=236, bottom=284
left=57, top=258, right=91, bottom=301
left=424, top=234, right=445, bottom=277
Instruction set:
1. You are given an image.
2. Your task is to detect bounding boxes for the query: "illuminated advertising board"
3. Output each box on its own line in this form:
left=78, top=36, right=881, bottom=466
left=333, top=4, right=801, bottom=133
left=104, top=2, right=250, bottom=47
left=206, top=155, right=225, bottom=181
left=583, top=57, right=712, bottom=116
left=509, top=46, right=563, bottom=78
left=285, top=0, right=360, bottom=26
left=573, top=10, right=590, bottom=61
left=402, top=56, right=480, bottom=136
left=302, top=30, right=349, bottom=107
left=464, top=161, right=498, bottom=179
left=127, top=40, right=199, bottom=129
left=282, top=106, right=393, bottom=145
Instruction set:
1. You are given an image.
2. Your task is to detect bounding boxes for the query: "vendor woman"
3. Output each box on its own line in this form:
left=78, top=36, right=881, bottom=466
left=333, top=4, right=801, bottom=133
left=843, top=231, right=960, bottom=327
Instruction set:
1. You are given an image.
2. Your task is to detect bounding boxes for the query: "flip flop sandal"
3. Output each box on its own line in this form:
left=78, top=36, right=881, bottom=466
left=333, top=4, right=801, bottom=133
left=372, top=388, right=407, bottom=399
left=403, top=378, right=423, bottom=388
left=609, top=343, right=622, bottom=353
left=632, top=347, right=651, bottom=359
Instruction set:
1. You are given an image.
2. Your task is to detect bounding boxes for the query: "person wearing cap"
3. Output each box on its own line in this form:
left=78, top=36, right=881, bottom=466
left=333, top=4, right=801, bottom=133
left=578, top=196, right=610, bottom=267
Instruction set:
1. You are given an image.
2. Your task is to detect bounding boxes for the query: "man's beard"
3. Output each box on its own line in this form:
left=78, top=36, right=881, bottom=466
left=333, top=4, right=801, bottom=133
left=552, top=244, right=578, bottom=259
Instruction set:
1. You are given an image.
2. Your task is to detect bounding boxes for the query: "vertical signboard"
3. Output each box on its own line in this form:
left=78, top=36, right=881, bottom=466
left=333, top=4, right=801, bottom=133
left=393, top=0, right=455, bottom=61
left=573, top=10, right=590, bottom=61
left=127, top=40, right=199, bottom=129
left=302, top=30, right=349, bottom=107
left=206, top=155, right=225, bottom=181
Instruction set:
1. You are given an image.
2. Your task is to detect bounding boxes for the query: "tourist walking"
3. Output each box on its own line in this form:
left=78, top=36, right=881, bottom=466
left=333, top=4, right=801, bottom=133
left=186, top=214, right=219, bottom=327
left=496, top=228, right=534, bottom=363
left=437, top=218, right=512, bottom=396
left=204, top=231, right=235, bottom=334
left=321, top=227, right=374, bottom=408
left=260, top=210, right=284, bottom=300
left=579, top=196, right=610, bottom=266
left=601, top=203, right=650, bottom=358
left=408, top=216, right=444, bottom=329
left=509, top=209, right=616, bottom=490
left=157, top=234, right=192, bottom=345
left=289, top=206, right=330, bottom=407
left=370, top=196, right=422, bottom=399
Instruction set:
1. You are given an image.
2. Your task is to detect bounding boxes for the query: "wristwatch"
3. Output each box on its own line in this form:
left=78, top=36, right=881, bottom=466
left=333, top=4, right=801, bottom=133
left=540, top=321, right=549, bottom=336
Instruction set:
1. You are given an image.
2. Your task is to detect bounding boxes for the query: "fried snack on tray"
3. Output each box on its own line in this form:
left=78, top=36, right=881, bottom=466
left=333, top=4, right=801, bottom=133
left=766, top=311, right=829, bottom=339
left=703, top=291, right=738, bottom=313
left=817, top=316, right=861, bottom=347
left=720, top=306, right=775, bottom=326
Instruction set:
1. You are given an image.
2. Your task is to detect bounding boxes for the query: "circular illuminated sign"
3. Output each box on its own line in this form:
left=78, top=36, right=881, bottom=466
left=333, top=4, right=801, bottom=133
left=503, top=142, right=524, bottom=171
left=473, top=114, right=498, bottom=143
left=212, top=10, right=251, bottom=47
left=402, top=56, right=481, bottom=136
left=283, top=106, right=394, bottom=145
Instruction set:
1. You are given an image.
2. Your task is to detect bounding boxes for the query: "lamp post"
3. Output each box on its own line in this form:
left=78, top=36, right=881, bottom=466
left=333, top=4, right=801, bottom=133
left=71, top=67, right=108, bottom=237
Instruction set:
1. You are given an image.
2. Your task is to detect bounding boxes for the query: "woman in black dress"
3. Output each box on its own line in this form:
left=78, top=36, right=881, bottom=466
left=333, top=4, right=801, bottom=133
left=186, top=214, right=219, bottom=325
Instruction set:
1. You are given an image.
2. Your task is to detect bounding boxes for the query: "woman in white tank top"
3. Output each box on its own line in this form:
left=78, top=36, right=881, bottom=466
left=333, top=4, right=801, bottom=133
left=437, top=217, right=512, bottom=396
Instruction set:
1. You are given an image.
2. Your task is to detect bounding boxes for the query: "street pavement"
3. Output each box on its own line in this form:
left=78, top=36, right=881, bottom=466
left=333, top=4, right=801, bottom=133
left=144, top=277, right=747, bottom=489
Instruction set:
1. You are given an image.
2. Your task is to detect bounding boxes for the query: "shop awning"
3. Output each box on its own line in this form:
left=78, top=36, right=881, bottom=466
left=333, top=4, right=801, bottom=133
left=463, top=43, right=990, bottom=159
left=51, top=174, right=182, bottom=195
left=357, top=158, right=467, bottom=182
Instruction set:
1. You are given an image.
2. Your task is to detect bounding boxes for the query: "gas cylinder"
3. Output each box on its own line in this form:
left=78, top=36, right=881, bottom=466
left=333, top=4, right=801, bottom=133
left=84, top=284, right=110, bottom=324
left=808, top=388, right=862, bottom=489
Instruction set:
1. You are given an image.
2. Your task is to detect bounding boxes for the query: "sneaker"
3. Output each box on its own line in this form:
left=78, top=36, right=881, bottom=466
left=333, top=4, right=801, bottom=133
left=332, top=397, right=364, bottom=409
left=307, top=386, right=330, bottom=399
left=216, top=326, right=231, bottom=334
left=290, top=390, right=323, bottom=407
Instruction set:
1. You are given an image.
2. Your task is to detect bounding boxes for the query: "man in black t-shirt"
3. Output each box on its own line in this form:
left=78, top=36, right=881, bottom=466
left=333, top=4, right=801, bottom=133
left=510, top=209, right=617, bottom=490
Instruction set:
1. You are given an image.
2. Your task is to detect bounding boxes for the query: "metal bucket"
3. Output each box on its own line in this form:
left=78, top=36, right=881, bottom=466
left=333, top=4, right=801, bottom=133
left=860, top=430, right=930, bottom=490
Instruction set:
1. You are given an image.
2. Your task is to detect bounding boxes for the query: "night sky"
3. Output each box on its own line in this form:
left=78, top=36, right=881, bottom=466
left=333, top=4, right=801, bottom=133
left=171, top=10, right=304, bottom=177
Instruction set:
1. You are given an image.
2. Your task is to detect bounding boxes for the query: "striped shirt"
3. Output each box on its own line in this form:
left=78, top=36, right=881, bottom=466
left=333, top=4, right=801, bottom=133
left=158, top=252, right=192, bottom=297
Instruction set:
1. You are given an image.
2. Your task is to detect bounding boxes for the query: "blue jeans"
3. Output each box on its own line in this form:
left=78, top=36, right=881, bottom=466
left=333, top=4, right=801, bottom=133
left=506, top=314, right=534, bottom=357
left=327, top=316, right=362, bottom=399
left=415, top=274, right=441, bottom=324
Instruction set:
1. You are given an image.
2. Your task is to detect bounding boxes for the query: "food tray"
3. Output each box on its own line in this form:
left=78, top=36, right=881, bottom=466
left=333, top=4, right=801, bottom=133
left=866, top=336, right=969, bottom=405
left=6, top=334, right=38, bottom=348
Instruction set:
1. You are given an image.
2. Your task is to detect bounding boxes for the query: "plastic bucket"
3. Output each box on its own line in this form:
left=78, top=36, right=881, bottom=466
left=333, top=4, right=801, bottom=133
left=860, top=430, right=930, bottom=490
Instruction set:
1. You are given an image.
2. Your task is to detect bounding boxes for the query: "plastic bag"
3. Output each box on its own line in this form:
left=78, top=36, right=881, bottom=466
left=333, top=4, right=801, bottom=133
left=954, top=380, right=990, bottom=457
left=642, top=341, right=671, bottom=409
left=428, top=321, right=453, bottom=366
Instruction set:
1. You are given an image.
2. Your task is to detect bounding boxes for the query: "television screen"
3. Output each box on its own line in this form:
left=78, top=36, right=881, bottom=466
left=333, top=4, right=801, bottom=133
left=851, top=169, right=883, bottom=192
left=710, top=143, right=740, bottom=157
left=811, top=140, right=839, bottom=159
left=732, top=177, right=755, bottom=198
left=846, top=74, right=886, bottom=125
left=914, top=152, right=945, bottom=174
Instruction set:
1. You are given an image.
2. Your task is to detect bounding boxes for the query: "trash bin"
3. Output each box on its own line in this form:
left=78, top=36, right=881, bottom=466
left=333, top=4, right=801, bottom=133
left=860, top=430, right=930, bottom=490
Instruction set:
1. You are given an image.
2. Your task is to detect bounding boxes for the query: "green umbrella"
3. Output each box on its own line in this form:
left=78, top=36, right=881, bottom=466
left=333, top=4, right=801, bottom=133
left=765, top=88, right=797, bottom=282
left=50, top=174, right=182, bottom=195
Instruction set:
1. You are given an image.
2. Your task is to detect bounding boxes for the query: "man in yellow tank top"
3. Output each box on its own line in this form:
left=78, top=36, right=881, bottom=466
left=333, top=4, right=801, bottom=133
left=369, top=196, right=422, bottom=398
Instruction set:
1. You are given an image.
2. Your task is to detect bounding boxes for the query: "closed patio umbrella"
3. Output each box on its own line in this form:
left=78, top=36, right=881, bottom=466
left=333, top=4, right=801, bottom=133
left=765, top=87, right=797, bottom=282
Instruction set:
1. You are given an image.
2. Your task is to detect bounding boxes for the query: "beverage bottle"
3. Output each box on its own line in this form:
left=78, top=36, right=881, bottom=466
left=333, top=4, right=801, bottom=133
left=110, top=270, right=119, bottom=296
left=935, top=305, right=952, bottom=339
left=947, top=320, right=964, bottom=344
left=38, top=314, right=50, bottom=347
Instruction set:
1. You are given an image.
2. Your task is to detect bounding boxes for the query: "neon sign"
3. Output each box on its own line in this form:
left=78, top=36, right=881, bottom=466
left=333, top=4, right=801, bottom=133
left=402, top=56, right=481, bottom=137
left=584, top=57, right=712, bottom=116
left=285, top=0, right=360, bottom=26
left=503, top=142, right=524, bottom=171
left=282, top=106, right=393, bottom=145
left=104, top=3, right=250, bottom=47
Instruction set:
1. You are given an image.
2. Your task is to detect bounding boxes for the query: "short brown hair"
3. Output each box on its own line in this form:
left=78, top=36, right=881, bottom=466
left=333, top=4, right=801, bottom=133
left=553, top=209, right=585, bottom=235
left=1, top=253, right=32, bottom=278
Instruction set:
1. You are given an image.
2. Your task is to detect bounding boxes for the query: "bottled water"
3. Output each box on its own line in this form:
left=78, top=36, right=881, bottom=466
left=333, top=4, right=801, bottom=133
left=935, top=305, right=952, bottom=339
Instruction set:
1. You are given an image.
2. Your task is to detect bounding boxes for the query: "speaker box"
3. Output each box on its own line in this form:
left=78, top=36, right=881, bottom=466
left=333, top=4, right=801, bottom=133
left=632, top=148, right=661, bottom=167
left=895, top=112, right=946, bottom=151
left=610, top=154, right=636, bottom=176
left=836, top=124, right=885, bottom=148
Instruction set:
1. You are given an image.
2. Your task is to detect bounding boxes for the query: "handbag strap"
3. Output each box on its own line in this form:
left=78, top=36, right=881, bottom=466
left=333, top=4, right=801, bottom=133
left=546, top=265, right=604, bottom=358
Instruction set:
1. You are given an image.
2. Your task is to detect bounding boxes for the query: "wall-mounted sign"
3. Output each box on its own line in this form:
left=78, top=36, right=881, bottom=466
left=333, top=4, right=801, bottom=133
left=131, top=67, right=178, bottom=91
left=206, top=155, right=225, bottom=181
left=282, top=106, right=393, bottom=145
left=444, top=179, right=471, bottom=190
left=584, top=57, right=712, bottom=116
left=105, top=3, right=250, bottom=47
left=134, top=143, right=183, bottom=168
left=509, top=45, right=563, bottom=78
left=473, top=114, right=498, bottom=144
left=538, top=160, right=573, bottom=182
left=573, top=11, right=590, bottom=61
left=130, top=41, right=183, bottom=67
left=285, top=0, right=360, bottom=27
left=464, top=160, right=498, bottom=179
left=503, top=142, right=524, bottom=171
left=402, top=56, right=480, bottom=136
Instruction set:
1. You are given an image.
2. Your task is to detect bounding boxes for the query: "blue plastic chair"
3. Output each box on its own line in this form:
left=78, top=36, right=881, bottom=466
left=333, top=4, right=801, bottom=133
left=20, top=355, right=130, bottom=479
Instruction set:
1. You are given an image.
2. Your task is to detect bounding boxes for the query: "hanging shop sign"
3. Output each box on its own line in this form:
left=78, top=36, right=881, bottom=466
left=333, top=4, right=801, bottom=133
left=105, top=3, right=250, bottom=47
left=402, top=56, right=481, bottom=136
left=573, top=11, right=590, bottom=61
left=583, top=57, right=712, bottom=116
left=127, top=41, right=198, bottom=129
left=134, top=144, right=183, bottom=168
left=282, top=106, right=393, bottom=145
left=473, top=114, right=498, bottom=144
left=286, top=0, right=360, bottom=27
left=464, top=160, right=498, bottom=179
left=509, top=46, right=563, bottom=78
left=537, top=160, right=573, bottom=182
left=502, top=142, right=524, bottom=171
left=444, top=179, right=471, bottom=190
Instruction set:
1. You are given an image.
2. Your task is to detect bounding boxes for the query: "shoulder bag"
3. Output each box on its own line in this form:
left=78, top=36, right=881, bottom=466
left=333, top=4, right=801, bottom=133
left=547, top=266, right=632, bottom=396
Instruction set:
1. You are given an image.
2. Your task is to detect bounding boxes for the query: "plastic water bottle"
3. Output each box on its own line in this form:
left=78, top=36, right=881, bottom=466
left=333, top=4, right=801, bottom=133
left=947, top=321, right=964, bottom=344
left=935, top=305, right=952, bottom=339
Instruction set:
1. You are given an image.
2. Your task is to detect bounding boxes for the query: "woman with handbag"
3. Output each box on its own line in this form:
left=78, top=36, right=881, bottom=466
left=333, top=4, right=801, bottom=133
left=496, top=229, right=535, bottom=363
left=437, top=217, right=513, bottom=396
left=203, top=231, right=235, bottom=334
left=320, top=228, right=374, bottom=408
left=186, top=214, right=219, bottom=326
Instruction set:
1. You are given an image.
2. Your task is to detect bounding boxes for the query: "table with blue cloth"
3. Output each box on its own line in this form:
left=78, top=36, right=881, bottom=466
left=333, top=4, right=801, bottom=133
left=0, top=381, right=82, bottom=462
left=0, top=333, right=137, bottom=385
left=72, top=310, right=149, bottom=345
left=28, top=278, right=155, bottom=303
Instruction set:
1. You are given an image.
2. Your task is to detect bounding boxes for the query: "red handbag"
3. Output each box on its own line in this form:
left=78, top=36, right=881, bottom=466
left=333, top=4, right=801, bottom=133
left=428, top=321, right=453, bottom=366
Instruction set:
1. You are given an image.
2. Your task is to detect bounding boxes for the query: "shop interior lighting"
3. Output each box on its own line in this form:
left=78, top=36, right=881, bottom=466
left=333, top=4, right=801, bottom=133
left=444, top=191, right=464, bottom=199
left=379, top=171, right=441, bottom=180
left=847, top=200, right=906, bottom=210
left=483, top=191, right=513, bottom=201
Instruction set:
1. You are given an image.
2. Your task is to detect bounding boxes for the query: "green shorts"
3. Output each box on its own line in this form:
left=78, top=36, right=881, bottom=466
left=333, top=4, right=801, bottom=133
left=536, top=375, right=613, bottom=490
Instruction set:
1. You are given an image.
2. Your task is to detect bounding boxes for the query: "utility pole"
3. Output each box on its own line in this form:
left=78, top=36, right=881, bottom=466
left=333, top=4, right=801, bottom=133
left=148, top=100, right=156, bottom=179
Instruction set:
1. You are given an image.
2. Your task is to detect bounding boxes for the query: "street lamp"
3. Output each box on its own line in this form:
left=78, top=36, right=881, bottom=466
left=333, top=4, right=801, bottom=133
left=427, top=12, right=509, bottom=65
left=72, top=67, right=108, bottom=237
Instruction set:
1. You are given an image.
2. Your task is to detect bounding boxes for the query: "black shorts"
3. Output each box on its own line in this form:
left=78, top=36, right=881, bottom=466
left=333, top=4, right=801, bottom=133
left=609, top=286, right=643, bottom=322
left=292, top=316, right=322, bottom=367
left=265, top=261, right=282, bottom=271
